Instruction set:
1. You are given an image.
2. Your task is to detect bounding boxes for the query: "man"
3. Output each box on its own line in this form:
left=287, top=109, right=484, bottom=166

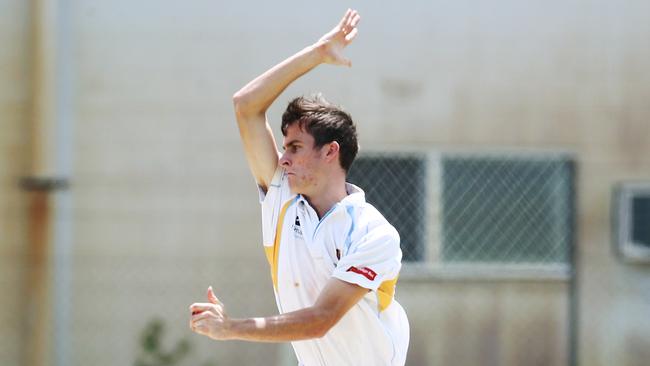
left=189, top=9, right=409, bottom=365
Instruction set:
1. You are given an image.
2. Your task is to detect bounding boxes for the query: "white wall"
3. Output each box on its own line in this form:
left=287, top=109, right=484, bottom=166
left=2, top=1, right=649, bottom=365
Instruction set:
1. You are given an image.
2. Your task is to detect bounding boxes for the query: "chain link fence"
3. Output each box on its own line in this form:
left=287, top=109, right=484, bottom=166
left=347, top=149, right=575, bottom=268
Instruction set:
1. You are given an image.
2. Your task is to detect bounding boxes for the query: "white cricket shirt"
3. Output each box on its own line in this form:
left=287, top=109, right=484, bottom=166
left=259, top=167, right=410, bottom=366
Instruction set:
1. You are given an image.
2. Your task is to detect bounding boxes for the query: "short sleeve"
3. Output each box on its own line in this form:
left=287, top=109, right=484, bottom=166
left=258, top=167, right=289, bottom=204
left=259, top=167, right=293, bottom=246
left=332, top=224, right=402, bottom=291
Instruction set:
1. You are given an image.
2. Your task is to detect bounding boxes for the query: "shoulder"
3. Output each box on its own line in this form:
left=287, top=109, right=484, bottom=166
left=346, top=201, right=400, bottom=245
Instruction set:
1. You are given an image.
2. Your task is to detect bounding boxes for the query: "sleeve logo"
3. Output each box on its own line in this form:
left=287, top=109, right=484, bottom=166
left=347, top=266, right=377, bottom=281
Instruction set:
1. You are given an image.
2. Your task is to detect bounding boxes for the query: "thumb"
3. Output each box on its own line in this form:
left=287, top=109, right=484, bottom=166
left=207, top=286, right=219, bottom=304
left=339, top=57, right=352, bottom=67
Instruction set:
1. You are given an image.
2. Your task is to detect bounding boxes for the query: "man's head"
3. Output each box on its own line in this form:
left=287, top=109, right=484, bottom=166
left=279, top=94, right=359, bottom=194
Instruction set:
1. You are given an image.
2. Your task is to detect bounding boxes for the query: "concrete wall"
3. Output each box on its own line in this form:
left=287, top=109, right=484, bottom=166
left=1, top=1, right=649, bottom=365
left=0, top=1, right=31, bottom=365
left=401, top=280, right=569, bottom=366
left=70, top=1, right=277, bottom=364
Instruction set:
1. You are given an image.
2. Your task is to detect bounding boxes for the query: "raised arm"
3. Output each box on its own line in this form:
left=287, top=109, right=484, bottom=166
left=232, top=9, right=361, bottom=191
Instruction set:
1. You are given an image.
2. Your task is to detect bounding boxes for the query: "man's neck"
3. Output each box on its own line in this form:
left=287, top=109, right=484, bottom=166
left=303, top=176, right=348, bottom=219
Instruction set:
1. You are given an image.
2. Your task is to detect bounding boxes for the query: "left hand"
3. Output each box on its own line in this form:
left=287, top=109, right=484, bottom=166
left=189, top=286, right=232, bottom=340
left=316, top=9, right=361, bottom=67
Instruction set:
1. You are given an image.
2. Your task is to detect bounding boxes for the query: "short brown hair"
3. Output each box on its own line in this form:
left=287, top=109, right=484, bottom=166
left=281, top=94, right=358, bottom=172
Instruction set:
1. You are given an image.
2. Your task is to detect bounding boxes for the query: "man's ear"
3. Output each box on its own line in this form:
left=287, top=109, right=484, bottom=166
left=324, top=141, right=340, bottom=163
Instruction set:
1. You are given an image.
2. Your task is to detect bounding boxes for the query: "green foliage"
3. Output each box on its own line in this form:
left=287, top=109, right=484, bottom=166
left=134, top=318, right=216, bottom=366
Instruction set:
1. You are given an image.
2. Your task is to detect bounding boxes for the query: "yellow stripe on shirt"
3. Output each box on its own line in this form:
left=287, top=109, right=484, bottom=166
left=264, top=199, right=293, bottom=291
left=377, top=276, right=399, bottom=312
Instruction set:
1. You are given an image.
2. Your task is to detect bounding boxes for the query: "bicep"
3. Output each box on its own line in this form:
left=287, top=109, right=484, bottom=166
left=236, top=113, right=280, bottom=190
left=313, top=277, right=369, bottom=325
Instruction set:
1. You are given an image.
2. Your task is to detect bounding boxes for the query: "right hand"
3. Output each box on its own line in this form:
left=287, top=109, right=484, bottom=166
left=189, top=286, right=231, bottom=340
left=316, top=9, right=361, bottom=67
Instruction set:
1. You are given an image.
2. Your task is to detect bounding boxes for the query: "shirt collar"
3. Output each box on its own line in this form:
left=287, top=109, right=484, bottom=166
left=342, top=182, right=366, bottom=205
left=295, top=182, right=366, bottom=207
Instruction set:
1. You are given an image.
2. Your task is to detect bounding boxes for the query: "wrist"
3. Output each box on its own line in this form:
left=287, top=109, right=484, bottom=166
left=222, top=318, right=240, bottom=340
left=305, top=41, right=328, bottom=64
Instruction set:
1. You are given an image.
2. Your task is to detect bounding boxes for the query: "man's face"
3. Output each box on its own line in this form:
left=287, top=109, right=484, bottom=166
left=280, top=123, right=328, bottom=195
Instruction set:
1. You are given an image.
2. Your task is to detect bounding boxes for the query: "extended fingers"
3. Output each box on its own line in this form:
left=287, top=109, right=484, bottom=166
left=337, top=8, right=352, bottom=28
left=345, top=28, right=359, bottom=43
left=350, top=12, right=361, bottom=28
left=340, top=9, right=360, bottom=33
left=342, top=10, right=360, bottom=42
left=344, top=10, right=359, bottom=30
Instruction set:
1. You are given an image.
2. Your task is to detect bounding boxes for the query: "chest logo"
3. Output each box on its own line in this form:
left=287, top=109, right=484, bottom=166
left=293, top=215, right=303, bottom=238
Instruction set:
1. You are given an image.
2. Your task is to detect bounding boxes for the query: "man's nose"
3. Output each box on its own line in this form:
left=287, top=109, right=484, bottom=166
left=279, top=153, right=291, bottom=167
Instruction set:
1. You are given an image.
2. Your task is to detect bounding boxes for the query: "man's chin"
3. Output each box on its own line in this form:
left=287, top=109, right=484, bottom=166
left=287, top=177, right=296, bottom=190
left=287, top=179, right=303, bottom=195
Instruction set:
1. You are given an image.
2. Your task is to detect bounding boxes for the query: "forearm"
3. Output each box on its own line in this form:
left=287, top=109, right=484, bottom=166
left=233, top=42, right=326, bottom=118
left=228, top=306, right=334, bottom=342
left=190, top=280, right=368, bottom=342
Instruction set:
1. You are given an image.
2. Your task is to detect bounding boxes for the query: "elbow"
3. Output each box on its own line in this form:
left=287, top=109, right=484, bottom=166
left=309, top=308, right=338, bottom=339
left=232, top=91, right=248, bottom=118
left=311, top=324, right=330, bottom=339
left=232, top=91, right=260, bottom=121
left=232, top=89, right=246, bottom=106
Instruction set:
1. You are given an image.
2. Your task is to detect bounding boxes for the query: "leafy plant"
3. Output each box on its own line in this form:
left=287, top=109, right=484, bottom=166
left=134, top=318, right=216, bottom=366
